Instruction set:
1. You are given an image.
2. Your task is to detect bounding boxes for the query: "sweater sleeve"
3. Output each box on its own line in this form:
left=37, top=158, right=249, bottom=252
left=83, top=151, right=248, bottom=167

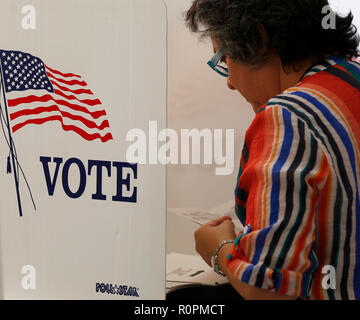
left=227, top=105, right=330, bottom=298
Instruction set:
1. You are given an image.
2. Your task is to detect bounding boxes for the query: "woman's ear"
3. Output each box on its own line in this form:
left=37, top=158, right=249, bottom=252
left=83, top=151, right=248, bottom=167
left=256, top=23, right=272, bottom=56
left=257, top=24, right=269, bottom=44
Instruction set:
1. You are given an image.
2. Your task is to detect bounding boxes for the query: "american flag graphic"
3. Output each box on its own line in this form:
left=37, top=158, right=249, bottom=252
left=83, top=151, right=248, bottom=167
left=0, top=49, right=113, bottom=143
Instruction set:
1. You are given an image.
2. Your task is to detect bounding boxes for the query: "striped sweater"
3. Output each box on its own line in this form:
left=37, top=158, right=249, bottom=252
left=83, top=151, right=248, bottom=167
left=227, top=56, right=360, bottom=300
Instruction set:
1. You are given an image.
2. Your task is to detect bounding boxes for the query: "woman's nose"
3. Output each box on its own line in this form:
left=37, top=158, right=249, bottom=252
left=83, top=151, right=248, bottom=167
left=227, top=78, right=236, bottom=90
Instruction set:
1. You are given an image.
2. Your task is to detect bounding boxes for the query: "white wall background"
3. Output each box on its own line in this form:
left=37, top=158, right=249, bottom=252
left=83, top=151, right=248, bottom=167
left=166, top=0, right=252, bottom=210
left=330, top=0, right=360, bottom=29
left=166, top=0, right=360, bottom=211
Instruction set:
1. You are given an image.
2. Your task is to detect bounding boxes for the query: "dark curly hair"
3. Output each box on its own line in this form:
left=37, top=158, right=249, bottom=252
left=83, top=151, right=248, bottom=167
left=185, top=0, right=359, bottom=69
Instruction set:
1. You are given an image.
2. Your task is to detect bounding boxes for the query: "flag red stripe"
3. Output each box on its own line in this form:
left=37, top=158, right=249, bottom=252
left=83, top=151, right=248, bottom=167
left=46, top=71, right=87, bottom=86
left=54, top=89, right=101, bottom=106
left=10, top=105, right=110, bottom=130
left=8, top=94, right=106, bottom=119
left=51, top=79, right=93, bottom=95
left=45, top=65, right=81, bottom=78
left=12, top=115, right=113, bottom=142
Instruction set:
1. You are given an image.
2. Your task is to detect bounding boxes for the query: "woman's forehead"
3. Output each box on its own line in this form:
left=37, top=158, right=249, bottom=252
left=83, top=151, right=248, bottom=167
left=210, top=37, right=219, bottom=53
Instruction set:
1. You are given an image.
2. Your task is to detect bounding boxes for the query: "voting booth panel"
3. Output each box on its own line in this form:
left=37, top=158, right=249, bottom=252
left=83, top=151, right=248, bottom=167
left=0, top=0, right=166, bottom=299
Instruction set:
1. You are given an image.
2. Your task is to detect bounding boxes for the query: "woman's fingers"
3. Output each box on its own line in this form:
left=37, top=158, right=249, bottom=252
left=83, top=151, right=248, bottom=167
left=205, top=215, right=232, bottom=227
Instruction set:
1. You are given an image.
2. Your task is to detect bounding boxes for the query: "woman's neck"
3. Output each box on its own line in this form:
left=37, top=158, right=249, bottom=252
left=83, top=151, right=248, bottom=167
left=279, top=56, right=321, bottom=92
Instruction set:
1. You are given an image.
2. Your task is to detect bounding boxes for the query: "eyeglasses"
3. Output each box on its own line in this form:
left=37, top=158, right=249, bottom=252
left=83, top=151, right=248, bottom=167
left=207, top=49, right=229, bottom=77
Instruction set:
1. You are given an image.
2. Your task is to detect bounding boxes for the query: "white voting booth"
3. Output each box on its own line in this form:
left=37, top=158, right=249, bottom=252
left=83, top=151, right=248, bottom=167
left=0, top=0, right=166, bottom=299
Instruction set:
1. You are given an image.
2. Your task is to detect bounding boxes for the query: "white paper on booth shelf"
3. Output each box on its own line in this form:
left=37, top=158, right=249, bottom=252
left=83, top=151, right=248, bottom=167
left=0, top=0, right=167, bottom=299
left=169, top=199, right=244, bottom=235
left=166, top=253, right=229, bottom=286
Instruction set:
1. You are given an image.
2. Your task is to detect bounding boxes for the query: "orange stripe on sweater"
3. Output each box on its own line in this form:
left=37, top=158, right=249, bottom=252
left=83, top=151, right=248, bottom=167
left=287, top=153, right=328, bottom=271
left=262, top=107, right=281, bottom=229
left=312, top=157, right=332, bottom=300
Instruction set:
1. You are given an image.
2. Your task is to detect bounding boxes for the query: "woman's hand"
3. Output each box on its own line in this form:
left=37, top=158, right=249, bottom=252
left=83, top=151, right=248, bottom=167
left=194, top=216, right=236, bottom=266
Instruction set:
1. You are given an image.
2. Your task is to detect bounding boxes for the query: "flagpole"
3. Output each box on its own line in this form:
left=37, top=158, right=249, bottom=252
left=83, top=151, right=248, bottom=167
left=0, top=55, right=23, bottom=217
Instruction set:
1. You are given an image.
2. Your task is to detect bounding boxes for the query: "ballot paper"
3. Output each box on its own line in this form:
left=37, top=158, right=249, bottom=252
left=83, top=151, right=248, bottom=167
left=166, top=252, right=229, bottom=293
left=169, top=200, right=244, bottom=235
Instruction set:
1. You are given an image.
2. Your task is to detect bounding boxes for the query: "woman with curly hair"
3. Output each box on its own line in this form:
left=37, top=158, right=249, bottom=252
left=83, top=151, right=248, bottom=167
left=185, top=0, right=360, bottom=300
